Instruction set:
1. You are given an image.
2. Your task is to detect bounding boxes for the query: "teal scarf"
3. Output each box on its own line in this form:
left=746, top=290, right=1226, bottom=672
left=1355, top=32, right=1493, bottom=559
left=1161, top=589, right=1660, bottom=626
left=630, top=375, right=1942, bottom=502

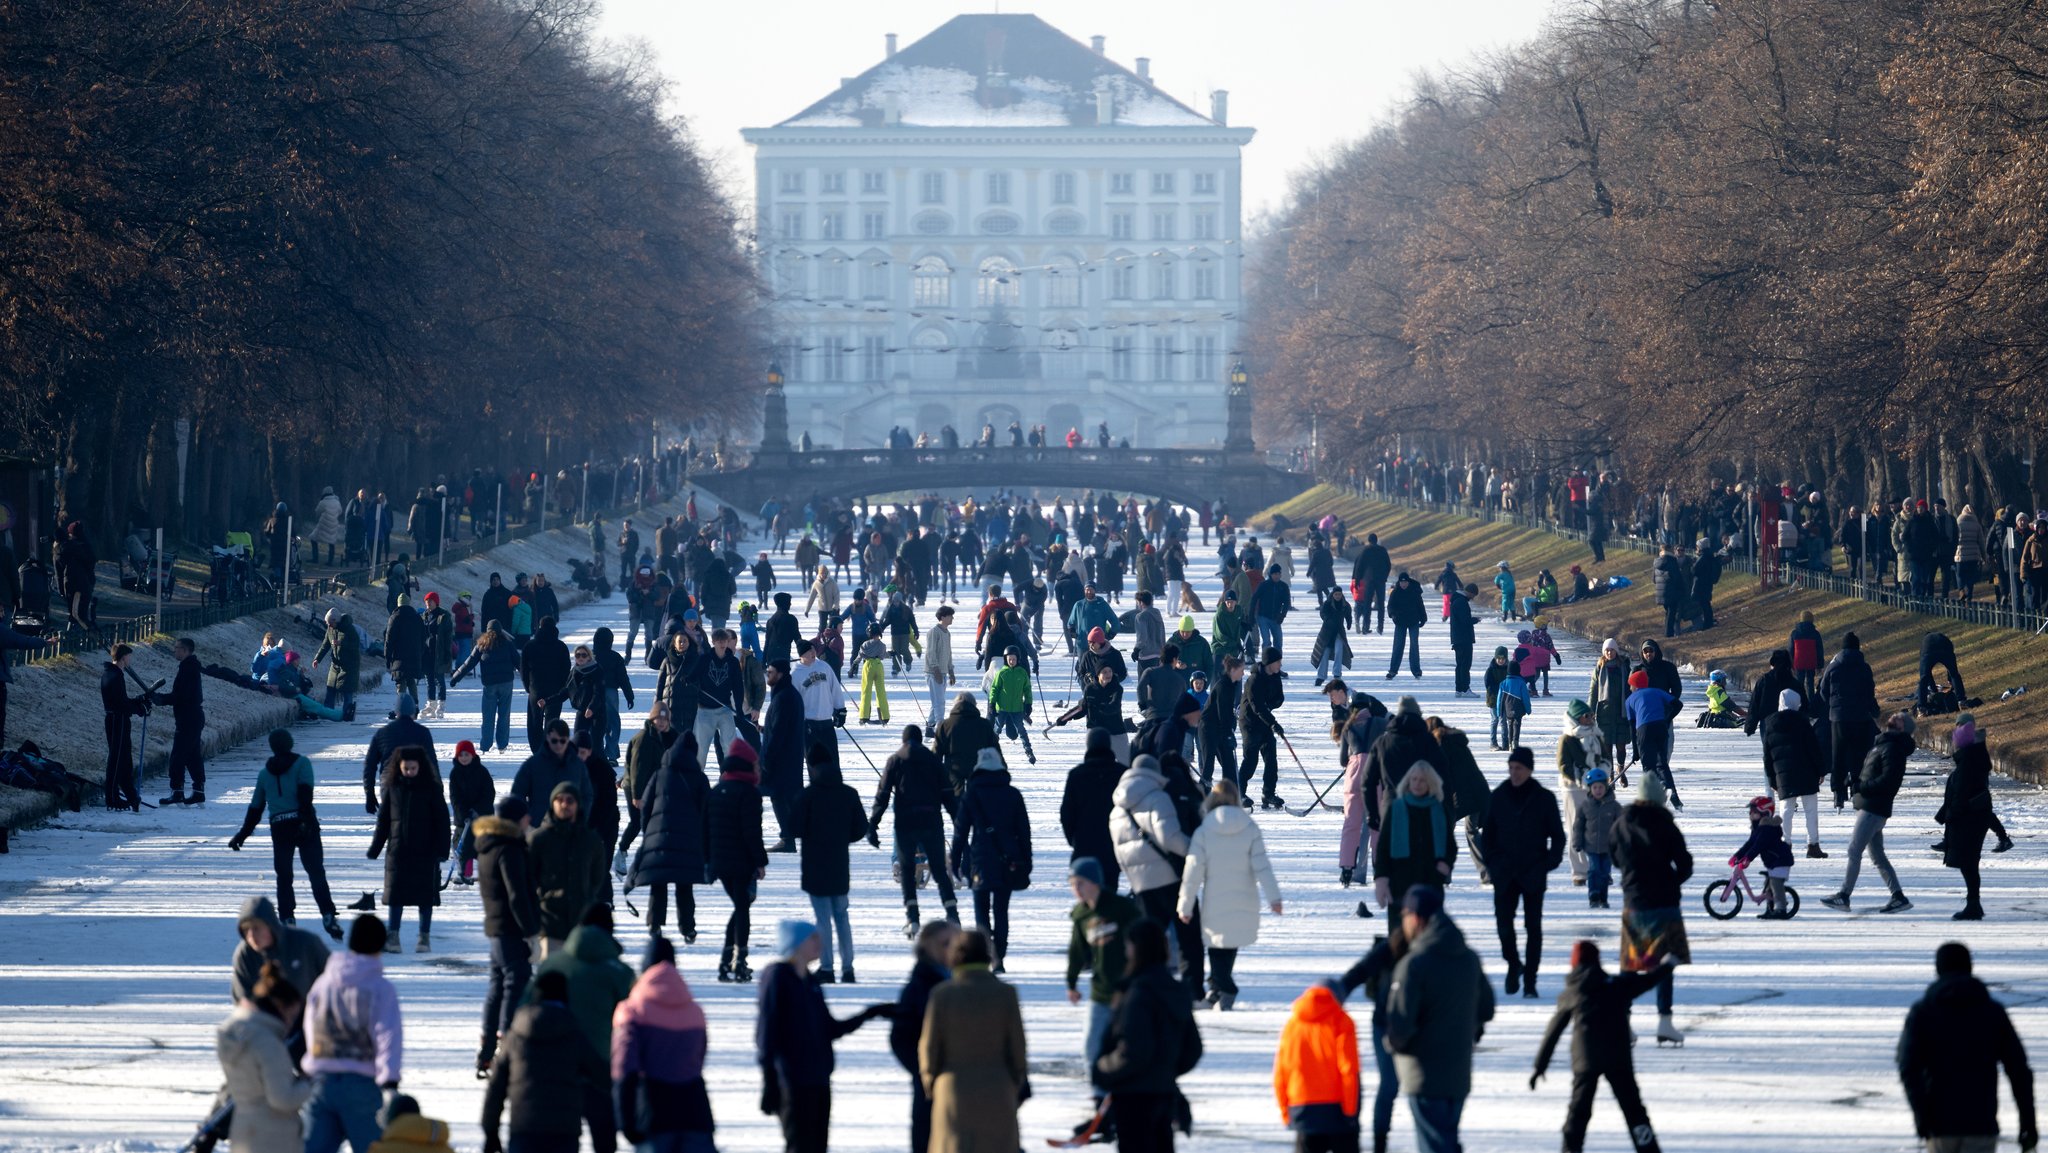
left=1389, top=791, right=1447, bottom=861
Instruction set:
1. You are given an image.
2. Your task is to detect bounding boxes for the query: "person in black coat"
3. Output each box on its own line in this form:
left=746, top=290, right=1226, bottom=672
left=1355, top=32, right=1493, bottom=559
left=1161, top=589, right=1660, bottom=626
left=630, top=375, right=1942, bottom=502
left=1819, top=632, right=1880, bottom=807
left=1094, top=919, right=1204, bottom=1149
left=754, top=922, right=892, bottom=1153
left=1060, top=728, right=1126, bottom=895
left=1897, top=942, right=2037, bottom=1151
left=1917, top=631, right=1967, bottom=712
left=574, top=733, right=620, bottom=870
left=100, top=645, right=150, bottom=811
left=1825, top=714, right=1914, bottom=913
left=950, top=749, right=1032, bottom=970
left=1350, top=533, right=1391, bottom=634
left=759, top=661, right=806, bottom=852
left=1448, top=584, right=1478, bottom=694
left=476, top=795, right=539, bottom=1071
left=521, top=617, right=574, bottom=755
left=1385, top=572, right=1427, bottom=678
left=361, top=695, right=437, bottom=814
left=629, top=731, right=708, bottom=939
left=483, top=969, right=607, bottom=1152
left=1634, top=639, right=1684, bottom=770
left=590, top=627, right=636, bottom=762
left=1612, top=781, right=1691, bottom=1033
left=1482, top=746, right=1566, bottom=997
left=367, top=746, right=450, bottom=951
left=1760, top=689, right=1827, bottom=855
left=870, top=725, right=961, bottom=931
left=796, top=752, right=869, bottom=983
left=892, top=922, right=960, bottom=1153
left=764, top=592, right=802, bottom=666
left=157, top=639, right=208, bottom=805
left=448, top=740, right=496, bottom=884
left=1743, top=650, right=1800, bottom=737
left=384, top=595, right=427, bottom=703
left=707, top=741, right=769, bottom=981
left=1362, top=698, right=1448, bottom=835
left=1937, top=716, right=2002, bottom=920
left=1531, top=940, right=1667, bottom=1153
left=1238, top=648, right=1287, bottom=807
left=1197, top=658, right=1242, bottom=791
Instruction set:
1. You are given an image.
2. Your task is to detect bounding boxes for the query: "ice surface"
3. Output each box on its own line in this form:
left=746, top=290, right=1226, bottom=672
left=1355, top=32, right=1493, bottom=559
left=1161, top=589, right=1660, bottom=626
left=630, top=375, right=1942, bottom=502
left=2, top=503, right=2043, bottom=1151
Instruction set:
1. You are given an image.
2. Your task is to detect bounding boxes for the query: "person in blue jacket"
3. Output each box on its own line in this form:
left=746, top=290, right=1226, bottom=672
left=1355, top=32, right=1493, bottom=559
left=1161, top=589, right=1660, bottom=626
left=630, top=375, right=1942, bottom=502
left=1624, top=671, right=1681, bottom=811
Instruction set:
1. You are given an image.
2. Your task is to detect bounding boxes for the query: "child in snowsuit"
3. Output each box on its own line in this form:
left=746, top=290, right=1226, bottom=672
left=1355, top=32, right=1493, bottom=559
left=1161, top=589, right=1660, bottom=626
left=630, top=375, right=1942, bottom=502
left=1570, top=768, right=1620, bottom=908
left=1495, top=657, right=1533, bottom=751
left=1531, top=940, right=1665, bottom=1153
left=1485, top=647, right=1513, bottom=743
left=1529, top=619, right=1563, bottom=697
left=1730, top=795, right=1796, bottom=918
left=857, top=633, right=891, bottom=724
left=1274, top=981, right=1362, bottom=1153
left=987, top=646, right=1036, bottom=765
left=1494, top=562, right=1518, bottom=622
left=752, top=553, right=776, bottom=603
left=1697, top=670, right=1744, bottom=728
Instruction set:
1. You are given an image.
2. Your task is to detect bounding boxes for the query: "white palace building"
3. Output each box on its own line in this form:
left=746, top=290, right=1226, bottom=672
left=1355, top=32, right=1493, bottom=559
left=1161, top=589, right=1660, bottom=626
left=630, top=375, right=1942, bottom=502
left=742, top=13, right=1255, bottom=449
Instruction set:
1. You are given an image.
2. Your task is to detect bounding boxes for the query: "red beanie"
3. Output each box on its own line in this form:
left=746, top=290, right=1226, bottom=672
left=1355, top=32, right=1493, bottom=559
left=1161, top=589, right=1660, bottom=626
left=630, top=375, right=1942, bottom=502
left=1628, top=670, right=1650, bottom=690
left=455, top=739, right=478, bottom=760
left=1572, top=940, right=1600, bottom=969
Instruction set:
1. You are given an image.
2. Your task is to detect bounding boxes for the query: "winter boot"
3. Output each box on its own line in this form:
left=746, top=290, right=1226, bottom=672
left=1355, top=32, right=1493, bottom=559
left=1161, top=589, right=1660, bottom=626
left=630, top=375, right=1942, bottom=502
left=717, top=960, right=733, bottom=983
left=384, top=935, right=401, bottom=955
left=1505, top=966, right=1521, bottom=995
left=1995, top=834, right=2015, bottom=853
left=1805, top=843, right=1828, bottom=859
left=1218, top=992, right=1236, bottom=1012
left=1655, top=1013, right=1684, bottom=1046
left=1879, top=893, right=1913, bottom=913
left=415, top=931, right=431, bottom=953
left=1339, top=866, right=1353, bottom=888
left=187, top=791, right=205, bottom=806
left=943, top=901, right=961, bottom=926
left=1820, top=892, right=1851, bottom=912
left=841, top=967, right=856, bottom=984
left=159, top=790, right=185, bottom=807
left=321, top=914, right=343, bottom=941
left=1953, top=903, right=1985, bottom=921
left=1522, top=974, right=1539, bottom=999
left=816, top=970, right=837, bottom=985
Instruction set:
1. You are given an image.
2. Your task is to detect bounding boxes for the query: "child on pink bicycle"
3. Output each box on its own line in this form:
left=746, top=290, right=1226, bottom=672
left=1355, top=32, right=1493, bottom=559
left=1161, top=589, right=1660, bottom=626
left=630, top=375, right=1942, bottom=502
left=1729, top=795, right=1796, bottom=919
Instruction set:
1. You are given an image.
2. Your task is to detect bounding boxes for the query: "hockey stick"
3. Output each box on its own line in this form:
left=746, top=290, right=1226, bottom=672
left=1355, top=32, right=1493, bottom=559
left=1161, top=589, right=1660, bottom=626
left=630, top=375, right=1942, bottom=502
left=1287, top=769, right=1349, bottom=818
left=1049, top=1096, right=1113, bottom=1149
left=844, top=729, right=884, bottom=779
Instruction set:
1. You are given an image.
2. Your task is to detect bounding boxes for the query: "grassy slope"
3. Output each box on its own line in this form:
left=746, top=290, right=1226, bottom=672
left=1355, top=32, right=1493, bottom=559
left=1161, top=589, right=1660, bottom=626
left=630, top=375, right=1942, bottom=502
left=1255, top=485, right=2048, bottom=784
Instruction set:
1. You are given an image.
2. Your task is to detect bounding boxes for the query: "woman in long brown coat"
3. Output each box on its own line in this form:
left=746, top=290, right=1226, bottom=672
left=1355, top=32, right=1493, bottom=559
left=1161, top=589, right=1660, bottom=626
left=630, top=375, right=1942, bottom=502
left=367, top=745, right=450, bottom=952
left=919, top=929, right=1027, bottom=1153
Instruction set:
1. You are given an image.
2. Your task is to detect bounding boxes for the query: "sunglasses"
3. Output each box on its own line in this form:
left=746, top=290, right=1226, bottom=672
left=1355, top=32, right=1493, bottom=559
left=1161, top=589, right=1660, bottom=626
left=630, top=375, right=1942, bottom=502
left=547, top=736, right=568, bottom=746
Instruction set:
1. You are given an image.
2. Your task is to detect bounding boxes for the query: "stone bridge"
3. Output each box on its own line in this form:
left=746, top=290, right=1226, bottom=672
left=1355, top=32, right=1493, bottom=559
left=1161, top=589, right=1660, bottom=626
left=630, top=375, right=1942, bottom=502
left=692, top=446, right=1313, bottom=515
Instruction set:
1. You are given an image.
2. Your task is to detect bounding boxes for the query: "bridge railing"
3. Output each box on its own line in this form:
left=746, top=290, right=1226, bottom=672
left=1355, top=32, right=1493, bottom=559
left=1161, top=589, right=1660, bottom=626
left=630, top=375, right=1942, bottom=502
left=767, top=446, right=1236, bottom=471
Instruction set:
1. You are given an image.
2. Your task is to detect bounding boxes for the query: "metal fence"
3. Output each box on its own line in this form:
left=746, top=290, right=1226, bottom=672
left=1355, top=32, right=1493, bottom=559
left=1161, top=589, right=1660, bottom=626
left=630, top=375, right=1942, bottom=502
left=16, top=476, right=680, bottom=669
left=1320, top=480, right=2048, bottom=638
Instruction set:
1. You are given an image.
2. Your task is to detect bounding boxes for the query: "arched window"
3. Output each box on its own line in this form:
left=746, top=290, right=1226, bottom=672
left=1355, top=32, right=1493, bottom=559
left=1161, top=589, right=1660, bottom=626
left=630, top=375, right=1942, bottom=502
left=911, top=257, right=951, bottom=308
left=1043, top=257, right=1082, bottom=308
left=977, top=256, right=1019, bottom=308
left=912, top=327, right=954, bottom=379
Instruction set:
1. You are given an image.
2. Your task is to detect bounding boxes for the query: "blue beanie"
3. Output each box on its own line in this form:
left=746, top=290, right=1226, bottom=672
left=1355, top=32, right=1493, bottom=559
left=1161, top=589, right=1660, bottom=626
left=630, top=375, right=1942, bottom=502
left=776, top=919, right=817, bottom=957
left=1068, top=856, right=1105, bottom=889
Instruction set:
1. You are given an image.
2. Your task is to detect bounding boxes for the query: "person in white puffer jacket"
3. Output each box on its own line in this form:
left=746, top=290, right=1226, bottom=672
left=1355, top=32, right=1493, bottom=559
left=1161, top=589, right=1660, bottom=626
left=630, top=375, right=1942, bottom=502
left=1175, top=780, right=1282, bottom=1011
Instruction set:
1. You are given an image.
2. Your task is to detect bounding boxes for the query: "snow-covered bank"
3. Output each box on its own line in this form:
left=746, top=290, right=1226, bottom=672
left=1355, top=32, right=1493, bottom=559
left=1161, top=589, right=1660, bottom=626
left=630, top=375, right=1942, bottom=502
left=0, top=505, right=2042, bottom=1152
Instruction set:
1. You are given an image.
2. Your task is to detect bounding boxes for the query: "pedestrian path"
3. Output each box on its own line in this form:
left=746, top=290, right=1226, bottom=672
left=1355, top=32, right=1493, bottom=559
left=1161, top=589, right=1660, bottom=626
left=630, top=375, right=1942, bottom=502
left=0, top=505, right=2042, bottom=1150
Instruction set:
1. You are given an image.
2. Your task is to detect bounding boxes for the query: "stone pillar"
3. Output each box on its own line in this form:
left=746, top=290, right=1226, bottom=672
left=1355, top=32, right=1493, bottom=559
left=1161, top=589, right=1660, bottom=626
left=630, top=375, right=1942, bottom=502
left=759, top=363, right=791, bottom=454
left=1224, top=361, right=1255, bottom=454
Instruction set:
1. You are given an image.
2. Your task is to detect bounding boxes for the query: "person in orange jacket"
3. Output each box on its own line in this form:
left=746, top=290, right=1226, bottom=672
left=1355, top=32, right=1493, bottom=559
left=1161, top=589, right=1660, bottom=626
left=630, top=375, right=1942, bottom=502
left=1274, top=980, right=1362, bottom=1153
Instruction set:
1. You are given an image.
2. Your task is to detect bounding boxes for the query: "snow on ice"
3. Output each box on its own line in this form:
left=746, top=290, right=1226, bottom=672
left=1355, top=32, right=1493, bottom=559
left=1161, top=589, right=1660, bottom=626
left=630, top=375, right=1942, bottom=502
left=1, top=500, right=2043, bottom=1152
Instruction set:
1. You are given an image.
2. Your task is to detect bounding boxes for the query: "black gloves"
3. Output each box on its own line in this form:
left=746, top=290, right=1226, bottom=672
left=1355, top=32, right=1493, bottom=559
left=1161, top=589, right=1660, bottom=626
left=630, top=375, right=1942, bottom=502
left=867, top=830, right=881, bottom=850
left=365, top=790, right=378, bottom=815
left=228, top=833, right=247, bottom=852
left=760, top=1075, right=782, bottom=1116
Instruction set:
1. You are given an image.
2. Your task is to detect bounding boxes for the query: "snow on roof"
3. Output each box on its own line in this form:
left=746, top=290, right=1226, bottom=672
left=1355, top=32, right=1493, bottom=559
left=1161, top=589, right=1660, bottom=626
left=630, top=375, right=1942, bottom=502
left=774, top=14, right=1214, bottom=130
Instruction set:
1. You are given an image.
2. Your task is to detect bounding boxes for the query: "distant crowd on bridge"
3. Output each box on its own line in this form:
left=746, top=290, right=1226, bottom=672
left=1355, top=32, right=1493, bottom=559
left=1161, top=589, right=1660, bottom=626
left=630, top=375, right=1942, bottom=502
left=822, top=420, right=1136, bottom=454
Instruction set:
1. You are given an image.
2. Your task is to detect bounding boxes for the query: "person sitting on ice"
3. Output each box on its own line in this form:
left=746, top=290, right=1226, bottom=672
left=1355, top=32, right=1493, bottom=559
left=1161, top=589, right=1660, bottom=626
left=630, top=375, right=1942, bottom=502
left=1696, top=670, right=1745, bottom=729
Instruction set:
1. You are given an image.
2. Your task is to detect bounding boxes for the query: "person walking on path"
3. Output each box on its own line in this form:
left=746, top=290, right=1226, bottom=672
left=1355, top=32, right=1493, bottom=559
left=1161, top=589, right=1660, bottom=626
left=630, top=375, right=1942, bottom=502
left=216, top=960, right=314, bottom=1151
left=797, top=749, right=870, bottom=983
left=753, top=920, right=892, bottom=1153
left=1177, top=780, right=1282, bottom=1011
left=1334, top=926, right=1409, bottom=1153
left=1093, top=918, right=1205, bottom=1153
left=892, top=921, right=960, bottom=1153
left=1820, top=631, right=1881, bottom=809
left=302, top=915, right=403, bottom=1153
left=1897, top=941, right=2038, bottom=1153
left=481, top=968, right=606, bottom=1153
left=952, top=747, right=1032, bottom=972
left=1761, top=689, right=1828, bottom=857
left=1613, top=774, right=1691, bottom=1047
left=609, top=936, right=716, bottom=1153
left=366, top=746, right=450, bottom=954
left=1383, top=887, right=1494, bottom=1153
left=872, top=725, right=963, bottom=935
left=919, top=928, right=1029, bottom=1153
left=708, top=740, right=769, bottom=982
left=476, top=796, right=539, bottom=1075
left=231, top=729, right=345, bottom=940
left=1937, top=713, right=2002, bottom=920
left=1065, top=857, right=1144, bottom=1142
left=1482, top=746, right=1566, bottom=999
left=1822, top=712, right=1915, bottom=914
left=1530, top=940, right=1667, bottom=1153
left=1373, top=762, right=1457, bottom=934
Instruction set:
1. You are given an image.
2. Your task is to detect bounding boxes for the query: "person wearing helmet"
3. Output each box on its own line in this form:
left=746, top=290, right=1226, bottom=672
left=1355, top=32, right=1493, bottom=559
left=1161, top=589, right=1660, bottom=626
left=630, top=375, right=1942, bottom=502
left=1699, top=670, right=1743, bottom=729
left=1571, top=768, right=1621, bottom=908
left=1730, top=795, right=1797, bottom=918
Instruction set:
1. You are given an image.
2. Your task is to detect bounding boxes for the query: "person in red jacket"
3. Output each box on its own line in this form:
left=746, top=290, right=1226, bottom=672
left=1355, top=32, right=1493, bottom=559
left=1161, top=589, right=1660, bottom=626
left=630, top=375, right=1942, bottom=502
left=1274, top=981, right=1361, bottom=1153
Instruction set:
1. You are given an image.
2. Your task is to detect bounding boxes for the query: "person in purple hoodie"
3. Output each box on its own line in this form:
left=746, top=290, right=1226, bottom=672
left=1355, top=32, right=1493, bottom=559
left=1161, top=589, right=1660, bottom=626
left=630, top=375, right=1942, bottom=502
left=611, top=935, right=716, bottom=1151
left=302, top=914, right=403, bottom=1153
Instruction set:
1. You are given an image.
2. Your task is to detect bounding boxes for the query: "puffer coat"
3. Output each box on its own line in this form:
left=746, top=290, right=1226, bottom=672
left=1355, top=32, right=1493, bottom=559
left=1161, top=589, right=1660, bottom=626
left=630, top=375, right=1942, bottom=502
left=1175, top=800, right=1280, bottom=948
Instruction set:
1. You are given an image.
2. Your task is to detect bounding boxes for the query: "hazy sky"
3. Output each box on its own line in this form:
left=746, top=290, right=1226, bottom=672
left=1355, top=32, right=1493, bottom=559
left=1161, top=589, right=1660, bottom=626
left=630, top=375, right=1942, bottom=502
left=593, top=0, right=1559, bottom=221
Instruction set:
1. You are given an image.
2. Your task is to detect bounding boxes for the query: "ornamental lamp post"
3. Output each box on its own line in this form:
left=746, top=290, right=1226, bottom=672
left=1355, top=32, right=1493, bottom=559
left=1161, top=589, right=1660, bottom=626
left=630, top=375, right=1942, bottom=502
left=1224, top=361, right=1255, bottom=454
left=759, top=361, right=792, bottom=456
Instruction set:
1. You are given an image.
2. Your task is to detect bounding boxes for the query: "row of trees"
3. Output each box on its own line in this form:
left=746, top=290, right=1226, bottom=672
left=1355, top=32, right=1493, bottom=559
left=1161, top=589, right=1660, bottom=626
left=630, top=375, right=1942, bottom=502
left=1249, top=0, right=2048, bottom=514
left=0, top=0, right=764, bottom=550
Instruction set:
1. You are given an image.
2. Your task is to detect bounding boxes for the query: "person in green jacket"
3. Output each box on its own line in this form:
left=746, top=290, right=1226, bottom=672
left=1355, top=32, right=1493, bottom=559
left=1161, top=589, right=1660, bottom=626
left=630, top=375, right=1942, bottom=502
left=311, top=609, right=361, bottom=719
left=229, top=729, right=343, bottom=940
left=1172, top=615, right=1215, bottom=682
left=988, top=646, right=1036, bottom=765
left=525, top=913, right=635, bottom=1151
left=1211, top=589, right=1248, bottom=665
left=1064, top=857, right=1143, bottom=1140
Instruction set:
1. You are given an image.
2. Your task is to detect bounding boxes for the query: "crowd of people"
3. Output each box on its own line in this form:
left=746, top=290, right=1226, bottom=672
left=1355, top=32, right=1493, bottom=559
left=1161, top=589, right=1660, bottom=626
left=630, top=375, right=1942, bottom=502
left=88, top=485, right=2035, bottom=1153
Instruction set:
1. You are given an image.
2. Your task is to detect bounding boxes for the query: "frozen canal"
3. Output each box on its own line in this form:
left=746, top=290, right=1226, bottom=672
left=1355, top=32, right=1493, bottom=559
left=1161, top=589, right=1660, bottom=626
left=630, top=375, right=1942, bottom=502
left=1, top=499, right=2042, bottom=1152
